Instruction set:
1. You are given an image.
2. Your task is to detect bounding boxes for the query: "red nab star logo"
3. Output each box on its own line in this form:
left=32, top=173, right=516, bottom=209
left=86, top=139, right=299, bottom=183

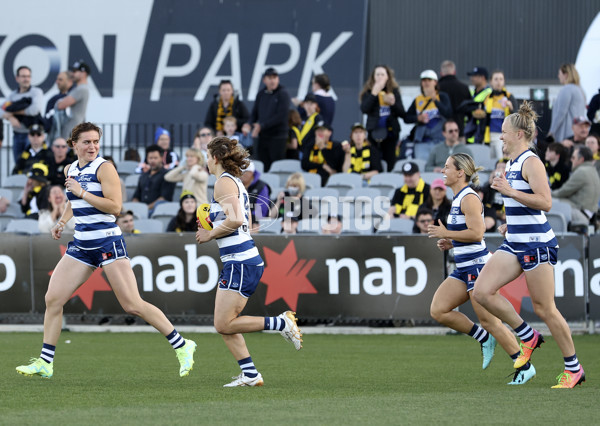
left=499, top=273, right=530, bottom=314
left=261, top=241, right=317, bottom=311
left=48, top=245, right=112, bottom=310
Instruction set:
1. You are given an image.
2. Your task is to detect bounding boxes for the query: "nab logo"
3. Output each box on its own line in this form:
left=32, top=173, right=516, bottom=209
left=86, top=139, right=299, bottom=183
left=261, top=241, right=317, bottom=310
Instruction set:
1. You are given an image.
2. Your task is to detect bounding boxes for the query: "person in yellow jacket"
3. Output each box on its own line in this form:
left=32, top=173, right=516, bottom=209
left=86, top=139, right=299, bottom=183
left=485, top=71, right=516, bottom=158
left=464, top=67, right=492, bottom=145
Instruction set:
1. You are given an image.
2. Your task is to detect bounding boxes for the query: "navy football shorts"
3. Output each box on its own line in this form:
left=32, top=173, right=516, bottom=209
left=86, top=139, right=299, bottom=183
left=65, top=238, right=128, bottom=269
left=218, top=262, right=265, bottom=298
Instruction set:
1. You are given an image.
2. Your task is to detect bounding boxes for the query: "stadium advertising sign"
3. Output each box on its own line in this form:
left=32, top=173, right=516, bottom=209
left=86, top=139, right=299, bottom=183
left=588, top=235, right=600, bottom=320
left=0, top=0, right=366, bottom=137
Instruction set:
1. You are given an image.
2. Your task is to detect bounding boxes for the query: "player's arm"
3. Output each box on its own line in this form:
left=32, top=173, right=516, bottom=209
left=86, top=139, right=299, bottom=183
left=65, top=162, right=122, bottom=216
left=493, top=157, right=552, bottom=212
left=428, top=194, right=484, bottom=243
left=56, top=95, right=76, bottom=110
left=207, top=177, right=244, bottom=240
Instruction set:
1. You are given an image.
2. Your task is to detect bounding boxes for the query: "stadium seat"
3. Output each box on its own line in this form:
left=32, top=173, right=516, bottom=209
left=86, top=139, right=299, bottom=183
left=368, top=173, right=404, bottom=194
left=115, top=160, right=140, bottom=176
left=260, top=173, right=283, bottom=193
left=252, top=160, right=265, bottom=175
left=301, top=172, right=322, bottom=189
left=122, top=201, right=149, bottom=219
left=5, top=218, right=40, bottom=234
left=377, top=218, right=414, bottom=234
left=268, top=159, right=302, bottom=186
left=172, top=182, right=183, bottom=201
left=0, top=188, right=13, bottom=203
left=550, top=198, right=572, bottom=224
left=419, top=172, right=441, bottom=185
left=257, top=218, right=281, bottom=234
left=134, top=218, right=164, bottom=233
left=546, top=212, right=568, bottom=234
left=151, top=201, right=180, bottom=228
left=297, top=218, right=323, bottom=234
left=124, top=174, right=140, bottom=200
left=2, top=174, right=27, bottom=201
left=325, top=173, right=363, bottom=196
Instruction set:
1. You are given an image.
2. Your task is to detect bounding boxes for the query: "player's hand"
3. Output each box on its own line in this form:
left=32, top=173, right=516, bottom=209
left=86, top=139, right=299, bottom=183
left=195, top=227, right=212, bottom=244
left=51, top=221, right=65, bottom=240
left=65, top=177, right=83, bottom=197
left=497, top=223, right=507, bottom=236
left=436, top=238, right=453, bottom=251
left=428, top=219, right=447, bottom=239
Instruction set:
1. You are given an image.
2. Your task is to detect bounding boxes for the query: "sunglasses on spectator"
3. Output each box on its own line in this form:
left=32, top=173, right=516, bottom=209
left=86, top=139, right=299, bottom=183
left=445, top=129, right=459, bottom=133
left=30, top=132, right=43, bottom=137
left=418, top=219, right=433, bottom=223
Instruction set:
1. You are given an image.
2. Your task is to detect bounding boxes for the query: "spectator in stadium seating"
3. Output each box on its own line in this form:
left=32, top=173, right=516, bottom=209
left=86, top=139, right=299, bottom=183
left=405, top=70, right=452, bottom=158
left=243, top=67, right=291, bottom=171
left=463, top=66, right=492, bottom=145
left=551, top=146, right=600, bottom=226
left=44, top=71, right=74, bottom=142
left=286, top=109, right=302, bottom=160
left=19, top=162, right=50, bottom=219
left=56, top=60, right=90, bottom=139
left=544, top=142, right=571, bottom=190
left=192, top=126, right=214, bottom=163
left=343, top=122, right=382, bottom=182
left=116, top=210, right=141, bottom=235
left=38, top=185, right=74, bottom=233
left=46, top=137, right=75, bottom=186
left=294, top=73, right=336, bottom=126
left=132, top=145, right=175, bottom=216
left=588, top=88, right=600, bottom=135
left=124, top=148, right=141, bottom=162
left=301, top=122, right=350, bottom=186
left=135, top=127, right=180, bottom=173
left=165, top=147, right=209, bottom=204
left=166, top=191, right=198, bottom=232
left=561, top=116, right=591, bottom=152
left=12, top=124, right=49, bottom=175
left=548, top=63, right=587, bottom=143
left=585, top=134, right=600, bottom=177
left=296, top=94, right=323, bottom=152
left=270, top=172, right=306, bottom=220
left=2, top=65, right=44, bottom=162
left=420, top=178, right=452, bottom=227
left=428, top=153, right=526, bottom=382
left=16, top=122, right=196, bottom=379
left=413, top=208, right=434, bottom=234
left=425, top=119, right=472, bottom=172
left=321, top=214, right=343, bottom=235
left=388, top=161, right=431, bottom=219
left=438, top=60, right=472, bottom=139
left=484, top=70, right=517, bottom=159
left=240, top=161, right=271, bottom=220
left=204, top=79, right=249, bottom=136
left=222, top=116, right=252, bottom=150
left=360, top=65, right=405, bottom=171
left=479, top=159, right=508, bottom=231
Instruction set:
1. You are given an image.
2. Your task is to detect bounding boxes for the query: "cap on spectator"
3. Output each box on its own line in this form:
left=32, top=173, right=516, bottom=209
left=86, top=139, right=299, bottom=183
left=351, top=122, right=366, bottom=131
left=179, top=190, right=196, bottom=206
left=70, top=60, right=91, bottom=74
left=303, top=93, right=318, bottom=103
left=29, top=123, right=44, bottom=135
left=263, top=67, right=278, bottom=77
left=314, top=120, right=332, bottom=132
left=28, top=162, right=49, bottom=184
left=420, top=69, right=438, bottom=81
left=242, top=161, right=256, bottom=174
left=467, top=66, right=489, bottom=79
left=401, top=161, right=419, bottom=175
left=120, top=210, right=135, bottom=217
left=573, top=116, right=591, bottom=125
left=431, top=178, right=447, bottom=190
left=154, top=127, right=170, bottom=142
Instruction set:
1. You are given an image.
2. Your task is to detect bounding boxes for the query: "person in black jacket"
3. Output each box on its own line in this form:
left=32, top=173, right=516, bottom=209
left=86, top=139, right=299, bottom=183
left=438, top=60, right=472, bottom=139
left=204, top=80, right=249, bottom=136
left=360, top=65, right=406, bottom=171
left=242, top=68, right=291, bottom=171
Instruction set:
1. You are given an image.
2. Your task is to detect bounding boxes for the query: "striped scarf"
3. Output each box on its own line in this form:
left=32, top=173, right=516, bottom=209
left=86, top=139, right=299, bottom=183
left=216, top=99, right=233, bottom=132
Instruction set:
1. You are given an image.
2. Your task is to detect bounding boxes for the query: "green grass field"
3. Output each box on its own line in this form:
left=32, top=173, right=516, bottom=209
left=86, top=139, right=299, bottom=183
left=0, top=332, right=597, bottom=425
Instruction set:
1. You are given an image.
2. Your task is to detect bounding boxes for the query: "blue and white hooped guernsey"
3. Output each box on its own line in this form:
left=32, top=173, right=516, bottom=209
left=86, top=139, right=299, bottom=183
left=447, top=186, right=491, bottom=269
left=66, top=157, right=122, bottom=249
left=209, top=172, right=263, bottom=265
left=503, top=150, right=557, bottom=250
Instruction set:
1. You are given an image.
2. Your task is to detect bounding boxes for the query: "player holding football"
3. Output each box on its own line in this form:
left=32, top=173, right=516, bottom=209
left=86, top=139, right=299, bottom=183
left=473, top=102, right=585, bottom=388
left=428, top=153, right=535, bottom=385
left=195, top=136, right=302, bottom=387
left=16, top=122, right=197, bottom=379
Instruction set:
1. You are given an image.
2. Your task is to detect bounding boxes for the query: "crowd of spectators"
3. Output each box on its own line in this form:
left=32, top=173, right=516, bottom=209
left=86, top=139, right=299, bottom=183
left=2, top=60, right=600, bottom=236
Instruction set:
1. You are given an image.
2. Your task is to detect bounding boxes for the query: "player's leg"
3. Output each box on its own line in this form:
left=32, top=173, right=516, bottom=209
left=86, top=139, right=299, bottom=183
left=430, top=277, right=471, bottom=333
left=104, top=258, right=196, bottom=377
left=16, top=255, right=93, bottom=378
left=525, top=263, right=584, bottom=388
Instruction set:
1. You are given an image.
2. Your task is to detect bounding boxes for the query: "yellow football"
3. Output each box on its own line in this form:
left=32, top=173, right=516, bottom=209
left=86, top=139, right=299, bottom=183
left=196, top=203, right=213, bottom=230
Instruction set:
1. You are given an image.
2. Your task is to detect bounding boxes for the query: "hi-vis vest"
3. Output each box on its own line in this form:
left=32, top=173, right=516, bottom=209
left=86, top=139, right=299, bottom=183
left=467, top=87, right=492, bottom=143
left=348, top=145, right=372, bottom=173
left=484, top=89, right=512, bottom=141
